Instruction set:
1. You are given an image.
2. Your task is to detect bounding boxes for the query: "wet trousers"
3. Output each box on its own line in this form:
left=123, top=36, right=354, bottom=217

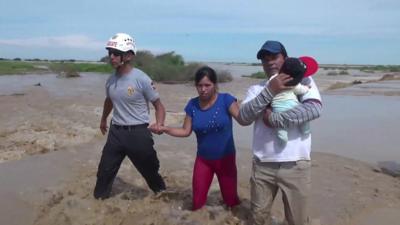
left=192, top=153, right=240, bottom=210
left=93, top=124, right=166, bottom=199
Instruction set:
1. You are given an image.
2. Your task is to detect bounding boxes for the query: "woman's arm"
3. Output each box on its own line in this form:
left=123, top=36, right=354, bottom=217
left=229, top=101, right=253, bottom=126
left=161, top=115, right=193, bottom=137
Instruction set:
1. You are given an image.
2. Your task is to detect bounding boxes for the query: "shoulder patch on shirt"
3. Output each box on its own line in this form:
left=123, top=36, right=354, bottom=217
left=127, top=86, right=134, bottom=96
left=151, top=82, right=156, bottom=90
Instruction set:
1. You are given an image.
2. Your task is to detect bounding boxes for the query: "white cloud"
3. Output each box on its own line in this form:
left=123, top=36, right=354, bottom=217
left=0, top=35, right=103, bottom=50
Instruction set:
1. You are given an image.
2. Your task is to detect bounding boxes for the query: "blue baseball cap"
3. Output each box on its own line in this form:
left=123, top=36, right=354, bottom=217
left=256, top=40, right=288, bottom=59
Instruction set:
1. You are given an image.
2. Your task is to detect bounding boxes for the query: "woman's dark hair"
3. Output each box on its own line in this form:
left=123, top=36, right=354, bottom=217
left=194, top=66, right=217, bottom=85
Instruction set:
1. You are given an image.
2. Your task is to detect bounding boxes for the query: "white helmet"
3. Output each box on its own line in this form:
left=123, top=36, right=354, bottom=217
left=105, top=33, right=137, bottom=54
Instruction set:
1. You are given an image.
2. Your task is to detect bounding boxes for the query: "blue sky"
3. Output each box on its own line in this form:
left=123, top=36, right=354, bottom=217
left=1, top=0, right=399, bottom=65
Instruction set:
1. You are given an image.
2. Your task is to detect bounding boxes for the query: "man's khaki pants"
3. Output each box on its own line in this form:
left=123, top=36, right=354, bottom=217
left=250, top=159, right=311, bottom=225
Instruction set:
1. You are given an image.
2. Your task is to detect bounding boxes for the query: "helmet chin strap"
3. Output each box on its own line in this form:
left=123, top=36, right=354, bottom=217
left=117, top=61, right=125, bottom=67
left=116, top=54, right=131, bottom=74
left=117, top=55, right=127, bottom=67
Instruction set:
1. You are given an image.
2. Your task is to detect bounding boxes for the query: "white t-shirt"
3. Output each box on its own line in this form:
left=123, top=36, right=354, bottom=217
left=242, top=77, right=321, bottom=162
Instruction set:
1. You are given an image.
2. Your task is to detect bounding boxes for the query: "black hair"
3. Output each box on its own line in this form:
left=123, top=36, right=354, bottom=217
left=194, top=66, right=217, bottom=85
left=280, top=57, right=306, bottom=86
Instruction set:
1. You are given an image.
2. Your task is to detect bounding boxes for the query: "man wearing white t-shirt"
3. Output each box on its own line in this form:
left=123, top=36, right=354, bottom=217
left=239, top=41, right=322, bottom=225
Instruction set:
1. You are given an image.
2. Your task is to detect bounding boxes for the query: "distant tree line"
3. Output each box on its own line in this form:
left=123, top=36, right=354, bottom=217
left=0, top=51, right=233, bottom=82
left=100, top=51, right=232, bottom=83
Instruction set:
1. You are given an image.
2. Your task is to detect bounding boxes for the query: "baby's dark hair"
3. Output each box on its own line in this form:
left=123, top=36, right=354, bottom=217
left=280, top=57, right=306, bottom=86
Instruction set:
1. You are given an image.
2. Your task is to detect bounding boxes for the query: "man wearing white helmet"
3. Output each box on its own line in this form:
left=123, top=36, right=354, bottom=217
left=94, top=33, right=166, bottom=199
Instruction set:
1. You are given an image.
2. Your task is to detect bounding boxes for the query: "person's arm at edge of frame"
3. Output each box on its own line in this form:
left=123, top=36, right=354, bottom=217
left=238, top=73, right=293, bottom=124
left=266, top=78, right=323, bottom=129
left=150, top=98, right=166, bottom=134
left=229, top=101, right=252, bottom=126
left=100, top=97, right=113, bottom=135
left=160, top=115, right=193, bottom=137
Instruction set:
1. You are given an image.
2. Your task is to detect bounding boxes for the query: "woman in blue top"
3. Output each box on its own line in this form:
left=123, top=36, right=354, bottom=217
left=159, top=66, right=245, bottom=210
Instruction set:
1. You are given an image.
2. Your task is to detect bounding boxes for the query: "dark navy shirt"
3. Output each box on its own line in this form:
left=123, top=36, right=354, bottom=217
left=185, top=93, right=236, bottom=160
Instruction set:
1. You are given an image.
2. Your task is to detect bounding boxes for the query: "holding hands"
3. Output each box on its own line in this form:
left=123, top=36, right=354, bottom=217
left=148, top=123, right=166, bottom=135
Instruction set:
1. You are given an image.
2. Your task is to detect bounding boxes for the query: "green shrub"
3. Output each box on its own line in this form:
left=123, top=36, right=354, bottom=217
left=137, top=51, right=188, bottom=82
left=99, top=56, right=109, bottom=63
left=131, top=51, right=226, bottom=83
left=184, top=63, right=206, bottom=81
left=50, top=63, right=80, bottom=78
left=133, top=51, right=155, bottom=67
left=388, top=66, right=400, bottom=72
left=217, top=70, right=233, bottom=83
left=155, top=52, right=184, bottom=66
left=144, top=61, right=184, bottom=82
left=246, top=71, right=265, bottom=79
left=98, top=51, right=233, bottom=83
